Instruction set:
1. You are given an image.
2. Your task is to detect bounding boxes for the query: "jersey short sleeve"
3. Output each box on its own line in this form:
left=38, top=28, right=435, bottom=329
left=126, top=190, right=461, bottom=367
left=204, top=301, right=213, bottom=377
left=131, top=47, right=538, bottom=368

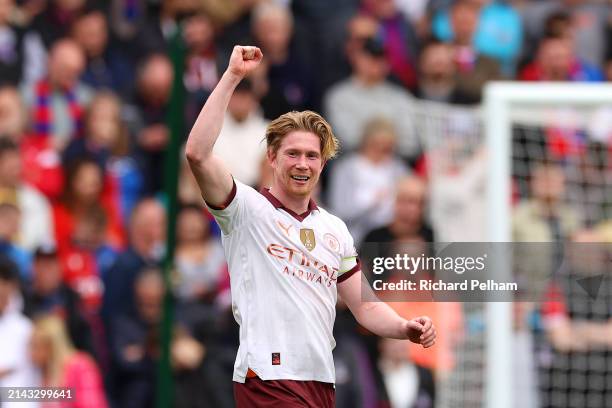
left=205, top=179, right=263, bottom=235
left=337, top=222, right=361, bottom=283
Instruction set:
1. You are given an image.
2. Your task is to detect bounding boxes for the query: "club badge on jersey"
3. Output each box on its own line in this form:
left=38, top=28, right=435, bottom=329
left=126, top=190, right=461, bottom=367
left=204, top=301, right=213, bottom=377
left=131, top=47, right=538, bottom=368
left=300, top=228, right=316, bottom=251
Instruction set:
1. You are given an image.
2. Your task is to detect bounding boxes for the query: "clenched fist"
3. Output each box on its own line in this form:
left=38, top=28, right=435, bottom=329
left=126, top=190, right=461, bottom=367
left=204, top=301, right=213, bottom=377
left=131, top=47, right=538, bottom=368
left=403, top=316, right=436, bottom=348
left=227, top=45, right=263, bottom=78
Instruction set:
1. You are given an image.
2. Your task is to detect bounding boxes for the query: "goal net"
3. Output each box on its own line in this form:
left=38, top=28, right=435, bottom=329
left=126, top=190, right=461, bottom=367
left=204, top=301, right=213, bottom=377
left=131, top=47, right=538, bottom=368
left=414, top=83, right=612, bottom=408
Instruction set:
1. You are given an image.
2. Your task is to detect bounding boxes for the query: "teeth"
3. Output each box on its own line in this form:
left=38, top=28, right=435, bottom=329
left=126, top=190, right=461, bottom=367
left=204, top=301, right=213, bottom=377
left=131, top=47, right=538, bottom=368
left=292, top=176, right=309, bottom=181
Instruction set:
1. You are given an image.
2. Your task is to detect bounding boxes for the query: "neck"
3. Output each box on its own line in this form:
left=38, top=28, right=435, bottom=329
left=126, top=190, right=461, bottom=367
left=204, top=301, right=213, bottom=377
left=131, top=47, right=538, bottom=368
left=266, top=48, right=288, bottom=65
left=269, top=182, right=310, bottom=215
left=536, top=199, right=559, bottom=217
left=354, top=74, right=381, bottom=87
left=132, top=239, right=152, bottom=258
left=361, top=149, right=388, bottom=164
left=390, top=220, right=419, bottom=239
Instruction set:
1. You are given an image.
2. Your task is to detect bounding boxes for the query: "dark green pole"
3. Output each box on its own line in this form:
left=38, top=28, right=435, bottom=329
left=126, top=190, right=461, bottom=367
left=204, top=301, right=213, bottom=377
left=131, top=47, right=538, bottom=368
left=157, top=26, right=186, bottom=408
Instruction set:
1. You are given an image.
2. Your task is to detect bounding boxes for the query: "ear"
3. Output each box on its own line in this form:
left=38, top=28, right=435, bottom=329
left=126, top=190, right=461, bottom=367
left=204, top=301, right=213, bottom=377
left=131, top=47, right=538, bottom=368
left=267, top=148, right=276, bottom=168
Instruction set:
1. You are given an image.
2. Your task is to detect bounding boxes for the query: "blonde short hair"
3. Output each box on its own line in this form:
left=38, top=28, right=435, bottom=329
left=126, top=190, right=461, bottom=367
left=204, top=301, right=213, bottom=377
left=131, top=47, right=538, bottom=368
left=265, top=111, right=340, bottom=161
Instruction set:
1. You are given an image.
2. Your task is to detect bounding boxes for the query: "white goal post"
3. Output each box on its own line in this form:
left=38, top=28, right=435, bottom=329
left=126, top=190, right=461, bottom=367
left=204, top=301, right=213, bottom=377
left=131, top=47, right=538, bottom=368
left=483, top=82, right=612, bottom=408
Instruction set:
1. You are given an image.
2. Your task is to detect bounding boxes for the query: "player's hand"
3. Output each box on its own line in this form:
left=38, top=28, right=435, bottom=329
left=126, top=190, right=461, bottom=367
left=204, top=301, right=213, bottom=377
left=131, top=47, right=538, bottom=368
left=403, top=316, right=436, bottom=348
left=227, top=45, right=263, bottom=78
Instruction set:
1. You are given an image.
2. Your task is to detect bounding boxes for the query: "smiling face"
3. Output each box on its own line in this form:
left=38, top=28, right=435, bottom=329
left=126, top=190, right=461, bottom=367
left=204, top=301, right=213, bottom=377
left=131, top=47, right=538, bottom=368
left=268, top=131, right=324, bottom=199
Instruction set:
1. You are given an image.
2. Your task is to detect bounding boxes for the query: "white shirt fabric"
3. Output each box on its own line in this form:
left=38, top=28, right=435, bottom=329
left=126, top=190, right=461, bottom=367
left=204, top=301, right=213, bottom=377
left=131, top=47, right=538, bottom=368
left=0, top=311, right=40, bottom=408
left=213, top=111, right=268, bottom=186
left=324, top=78, right=417, bottom=157
left=380, top=362, right=419, bottom=408
left=429, top=152, right=487, bottom=242
left=207, top=181, right=360, bottom=383
left=329, top=154, right=410, bottom=246
left=17, top=184, right=55, bottom=251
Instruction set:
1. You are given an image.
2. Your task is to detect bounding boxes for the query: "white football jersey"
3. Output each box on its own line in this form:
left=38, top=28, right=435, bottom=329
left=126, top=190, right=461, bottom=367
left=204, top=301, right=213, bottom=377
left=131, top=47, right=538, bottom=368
left=207, top=180, right=360, bottom=383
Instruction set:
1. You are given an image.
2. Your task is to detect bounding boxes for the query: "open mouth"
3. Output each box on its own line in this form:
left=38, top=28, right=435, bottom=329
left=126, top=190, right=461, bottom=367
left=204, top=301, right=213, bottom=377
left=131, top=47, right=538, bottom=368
left=291, top=175, right=310, bottom=182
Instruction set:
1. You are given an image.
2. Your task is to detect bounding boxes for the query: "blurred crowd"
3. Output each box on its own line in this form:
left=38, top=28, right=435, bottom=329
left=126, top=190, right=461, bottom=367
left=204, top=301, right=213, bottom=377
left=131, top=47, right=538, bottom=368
left=0, top=0, right=610, bottom=407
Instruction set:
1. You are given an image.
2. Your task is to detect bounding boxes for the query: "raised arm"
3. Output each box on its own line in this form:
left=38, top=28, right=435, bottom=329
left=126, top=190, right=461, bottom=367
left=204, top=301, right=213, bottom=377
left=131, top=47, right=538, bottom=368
left=338, top=271, right=436, bottom=348
left=185, top=45, right=263, bottom=207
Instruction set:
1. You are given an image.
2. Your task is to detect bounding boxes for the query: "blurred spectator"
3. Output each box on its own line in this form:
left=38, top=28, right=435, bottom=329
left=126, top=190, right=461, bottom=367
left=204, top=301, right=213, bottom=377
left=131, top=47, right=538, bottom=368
left=0, top=0, right=46, bottom=86
left=329, top=118, right=410, bottom=246
left=21, top=38, right=93, bottom=151
left=442, top=0, right=501, bottom=103
left=0, top=85, right=27, bottom=141
left=183, top=12, right=220, bottom=126
left=30, top=314, right=108, bottom=407
left=333, top=300, right=387, bottom=408
left=517, top=0, right=609, bottom=69
left=63, top=91, right=144, bottom=224
left=513, top=162, right=581, bottom=242
left=0, top=255, right=39, bottom=403
left=0, top=85, right=64, bottom=199
left=174, top=204, right=226, bottom=303
left=198, top=0, right=256, bottom=29
left=360, top=0, right=419, bottom=90
left=71, top=9, right=135, bottom=99
left=0, top=203, right=31, bottom=281
left=31, top=0, right=95, bottom=49
left=60, top=206, right=118, bottom=314
left=429, top=140, right=487, bottom=242
left=378, top=338, right=435, bottom=408
left=432, top=0, right=522, bottom=75
left=324, top=36, right=417, bottom=158
left=0, top=138, right=55, bottom=251
left=212, top=78, right=268, bottom=187
left=22, top=245, right=95, bottom=357
left=513, top=162, right=582, bottom=289
left=135, top=0, right=201, bottom=56
left=252, top=1, right=313, bottom=119
left=571, top=139, right=611, bottom=226
left=109, top=267, right=163, bottom=408
left=519, top=34, right=604, bottom=82
left=332, top=13, right=379, bottom=85
left=107, top=0, right=150, bottom=56
left=362, top=175, right=434, bottom=247
left=538, top=230, right=611, bottom=408
left=102, top=198, right=166, bottom=323
left=130, top=53, right=173, bottom=194
left=52, top=158, right=125, bottom=255
left=289, top=0, right=359, bottom=107
left=110, top=264, right=229, bottom=408
left=415, top=39, right=471, bottom=104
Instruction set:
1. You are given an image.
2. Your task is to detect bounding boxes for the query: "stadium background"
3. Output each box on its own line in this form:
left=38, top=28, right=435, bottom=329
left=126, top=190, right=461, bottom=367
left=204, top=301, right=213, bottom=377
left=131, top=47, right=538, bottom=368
left=0, top=0, right=610, bottom=407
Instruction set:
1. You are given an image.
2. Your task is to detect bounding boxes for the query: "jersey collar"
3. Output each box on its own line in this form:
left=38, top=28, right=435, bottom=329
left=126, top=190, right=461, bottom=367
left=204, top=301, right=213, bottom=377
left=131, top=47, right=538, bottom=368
left=260, top=188, right=318, bottom=222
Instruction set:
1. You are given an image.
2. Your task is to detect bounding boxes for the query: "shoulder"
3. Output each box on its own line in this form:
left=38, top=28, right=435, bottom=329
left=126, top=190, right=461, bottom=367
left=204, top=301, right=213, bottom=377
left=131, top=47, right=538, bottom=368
left=229, top=180, right=270, bottom=209
left=325, top=79, right=354, bottom=99
left=512, top=200, right=538, bottom=222
left=332, top=154, right=360, bottom=172
left=65, top=352, right=103, bottom=380
left=316, top=206, right=352, bottom=238
left=362, top=226, right=392, bottom=243
left=2, top=312, right=33, bottom=338
left=18, top=185, right=50, bottom=207
left=381, top=81, right=415, bottom=101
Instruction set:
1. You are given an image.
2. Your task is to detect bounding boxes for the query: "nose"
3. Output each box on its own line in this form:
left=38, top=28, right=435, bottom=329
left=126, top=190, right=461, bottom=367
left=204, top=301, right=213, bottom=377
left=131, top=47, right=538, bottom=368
left=295, top=155, right=308, bottom=169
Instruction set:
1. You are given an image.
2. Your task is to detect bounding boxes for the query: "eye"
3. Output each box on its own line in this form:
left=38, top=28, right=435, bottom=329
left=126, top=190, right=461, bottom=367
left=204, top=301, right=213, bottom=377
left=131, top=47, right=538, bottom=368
left=307, top=152, right=319, bottom=160
left=287, top=151, right=297, bottom=157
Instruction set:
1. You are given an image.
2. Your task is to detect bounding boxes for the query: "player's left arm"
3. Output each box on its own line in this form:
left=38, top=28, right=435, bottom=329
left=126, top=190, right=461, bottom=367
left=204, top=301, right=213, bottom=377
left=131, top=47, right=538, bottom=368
left=338, top=271, right=436, bottom=348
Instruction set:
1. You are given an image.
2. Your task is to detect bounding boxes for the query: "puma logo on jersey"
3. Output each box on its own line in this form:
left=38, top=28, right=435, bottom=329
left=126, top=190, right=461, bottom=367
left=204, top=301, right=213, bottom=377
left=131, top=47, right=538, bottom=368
left=276, top=220, right=293, bottom=236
